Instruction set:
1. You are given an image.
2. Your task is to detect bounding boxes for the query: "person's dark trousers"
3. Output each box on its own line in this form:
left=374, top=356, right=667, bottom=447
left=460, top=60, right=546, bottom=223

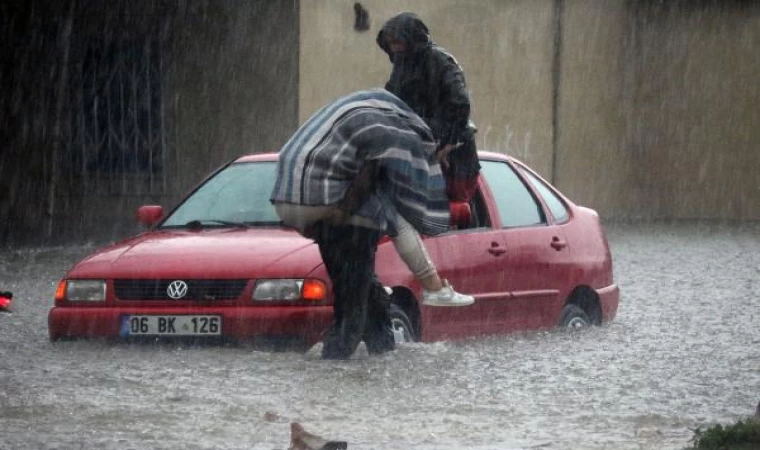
left=363, top=279, right=395, bottom=354
left=312, top=222, right=395, bottom=359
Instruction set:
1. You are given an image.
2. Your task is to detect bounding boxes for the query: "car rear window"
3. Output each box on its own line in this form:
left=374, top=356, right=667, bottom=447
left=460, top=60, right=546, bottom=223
left=518, top=167, right=570, bottom=224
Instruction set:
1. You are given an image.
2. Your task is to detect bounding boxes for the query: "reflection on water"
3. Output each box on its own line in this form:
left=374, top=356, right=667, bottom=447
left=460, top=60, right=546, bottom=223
left=1, top=223, right=759, bottom=449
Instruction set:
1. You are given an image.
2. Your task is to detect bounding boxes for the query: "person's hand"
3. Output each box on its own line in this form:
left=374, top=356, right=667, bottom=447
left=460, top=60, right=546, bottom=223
left=324, top=207, right=349, bottom=225
left=436, top=143, right=462, bottom=170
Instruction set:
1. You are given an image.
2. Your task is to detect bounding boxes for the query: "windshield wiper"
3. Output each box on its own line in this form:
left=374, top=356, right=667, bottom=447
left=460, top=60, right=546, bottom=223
left=184, top=219, right=249, bottom=229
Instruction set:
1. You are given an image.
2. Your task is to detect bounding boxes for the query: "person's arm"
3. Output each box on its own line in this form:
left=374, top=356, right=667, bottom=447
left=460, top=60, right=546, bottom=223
left=435, top=52, right=471, bottom=148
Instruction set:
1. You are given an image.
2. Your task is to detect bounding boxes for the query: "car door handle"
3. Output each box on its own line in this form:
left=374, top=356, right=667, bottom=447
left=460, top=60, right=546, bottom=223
left=550, top=237, right=567, bottom=251
left=488, top=243, right=507, bottom=256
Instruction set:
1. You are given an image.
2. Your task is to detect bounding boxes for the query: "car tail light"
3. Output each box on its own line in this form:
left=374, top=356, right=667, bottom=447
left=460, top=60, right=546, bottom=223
left=301, top=279, right=326, bottom=301
left=54, top=280, right=67, bottom=305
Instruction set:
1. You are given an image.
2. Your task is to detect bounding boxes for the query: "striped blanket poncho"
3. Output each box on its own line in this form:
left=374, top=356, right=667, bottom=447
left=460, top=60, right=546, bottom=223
left=270, top=89, right=450, bottom=236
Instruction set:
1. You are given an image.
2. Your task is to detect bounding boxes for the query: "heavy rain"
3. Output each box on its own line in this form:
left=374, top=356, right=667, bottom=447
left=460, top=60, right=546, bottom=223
left=2, top=1, right=759, bottom=450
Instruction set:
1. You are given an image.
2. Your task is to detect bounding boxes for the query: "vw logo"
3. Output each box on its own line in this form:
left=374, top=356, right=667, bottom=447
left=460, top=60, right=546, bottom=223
left=167, top=280, right=189, bottom=299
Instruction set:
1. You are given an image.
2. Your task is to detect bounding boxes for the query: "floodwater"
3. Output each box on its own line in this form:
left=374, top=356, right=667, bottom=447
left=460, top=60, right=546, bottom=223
left=1, top=223, right=758, bottom=450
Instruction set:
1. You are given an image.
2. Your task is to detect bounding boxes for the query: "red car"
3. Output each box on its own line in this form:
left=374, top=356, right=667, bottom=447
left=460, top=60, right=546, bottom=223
left=48, top=152, right=619, bottom=347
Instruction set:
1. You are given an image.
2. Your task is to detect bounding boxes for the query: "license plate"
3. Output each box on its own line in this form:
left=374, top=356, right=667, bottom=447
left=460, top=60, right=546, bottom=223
left=121, top=315, right=222, bottom=336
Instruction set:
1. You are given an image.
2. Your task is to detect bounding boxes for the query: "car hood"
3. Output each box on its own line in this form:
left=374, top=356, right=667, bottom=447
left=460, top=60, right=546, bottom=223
left=67, top=228, right=323, bottom=279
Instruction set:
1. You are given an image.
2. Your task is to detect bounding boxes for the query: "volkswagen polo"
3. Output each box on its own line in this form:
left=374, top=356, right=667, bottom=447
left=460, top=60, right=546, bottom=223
left=48, top=152, right=619, bottom=347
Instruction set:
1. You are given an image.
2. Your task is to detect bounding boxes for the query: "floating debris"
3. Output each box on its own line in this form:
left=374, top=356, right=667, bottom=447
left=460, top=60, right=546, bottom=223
left=263, top=411, right=287, bottom=423
left=288, top=422, right=347, bottom=450
left=0, top=291, right=12, bottom=311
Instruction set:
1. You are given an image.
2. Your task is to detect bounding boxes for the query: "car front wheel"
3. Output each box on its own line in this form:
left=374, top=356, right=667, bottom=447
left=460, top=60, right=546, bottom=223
left=558, top=304, right=592, bottom=328
left=389, top=304, right=417, bottom=343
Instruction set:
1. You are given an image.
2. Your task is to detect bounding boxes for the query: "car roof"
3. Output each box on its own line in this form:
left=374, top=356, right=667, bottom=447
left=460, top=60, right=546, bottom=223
left=234, top=151, right=515, bottom=164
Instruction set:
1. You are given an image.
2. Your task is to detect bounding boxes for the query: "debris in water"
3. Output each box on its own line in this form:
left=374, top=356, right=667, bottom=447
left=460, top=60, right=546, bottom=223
left=0, top=291, right=12, bottom=311
left=289, top=422, right=348, bottom=450
left=263, top=411, right=287, bottom=423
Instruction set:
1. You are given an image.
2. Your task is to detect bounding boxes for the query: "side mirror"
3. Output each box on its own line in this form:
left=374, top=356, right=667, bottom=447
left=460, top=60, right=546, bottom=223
left=136, top=205, right=163, bottom=227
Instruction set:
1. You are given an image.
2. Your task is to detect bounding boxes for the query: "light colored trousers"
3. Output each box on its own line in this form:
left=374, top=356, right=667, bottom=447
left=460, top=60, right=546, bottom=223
left=275, top=203, right=436, bottom=280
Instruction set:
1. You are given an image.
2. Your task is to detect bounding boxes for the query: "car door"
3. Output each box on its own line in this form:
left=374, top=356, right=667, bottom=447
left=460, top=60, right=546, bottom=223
left=479, top=159, right=573, bottom=332
left=419, top=183, right=512, bottom=340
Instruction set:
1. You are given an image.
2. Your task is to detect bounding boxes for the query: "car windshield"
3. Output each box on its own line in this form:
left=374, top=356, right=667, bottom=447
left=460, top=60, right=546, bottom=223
left=161, top=161, right=281, bottom=228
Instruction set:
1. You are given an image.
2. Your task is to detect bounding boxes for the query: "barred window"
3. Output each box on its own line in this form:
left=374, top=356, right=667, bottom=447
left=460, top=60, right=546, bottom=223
left=67, top=36, right=166, bottom=194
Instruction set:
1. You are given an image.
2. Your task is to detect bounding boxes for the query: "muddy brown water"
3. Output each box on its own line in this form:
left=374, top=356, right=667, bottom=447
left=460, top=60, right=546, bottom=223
left=1, top=223, right=759, bottom=449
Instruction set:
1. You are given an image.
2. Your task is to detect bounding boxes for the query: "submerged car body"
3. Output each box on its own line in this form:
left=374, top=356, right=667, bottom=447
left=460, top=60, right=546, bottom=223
left=48, top=152, right=619, bottom=347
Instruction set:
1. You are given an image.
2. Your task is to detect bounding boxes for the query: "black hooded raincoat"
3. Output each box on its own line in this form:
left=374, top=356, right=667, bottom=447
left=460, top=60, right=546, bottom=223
left=377, top=12, right=480, bottom=179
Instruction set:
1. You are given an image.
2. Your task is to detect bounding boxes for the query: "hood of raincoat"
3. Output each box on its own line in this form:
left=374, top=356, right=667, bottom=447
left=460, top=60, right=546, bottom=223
left=376, top=12, right=432, bottom=62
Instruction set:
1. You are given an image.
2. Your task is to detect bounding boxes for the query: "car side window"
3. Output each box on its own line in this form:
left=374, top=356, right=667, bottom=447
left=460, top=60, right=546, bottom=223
left=519, top=167, right=570, bottom=224
left=480, top=160, right=545, bottom=228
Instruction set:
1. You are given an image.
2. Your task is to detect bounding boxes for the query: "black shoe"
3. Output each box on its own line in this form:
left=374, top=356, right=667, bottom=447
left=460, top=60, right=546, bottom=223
left=321, top=328, right=359, bottom=360
left=363, top=326, right=395, bottom=355
left=321, top=344, right=353, bottom=360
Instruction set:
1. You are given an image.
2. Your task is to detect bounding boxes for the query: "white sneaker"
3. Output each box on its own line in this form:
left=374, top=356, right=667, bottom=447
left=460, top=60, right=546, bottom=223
left=422, top=280, right=474, bottom=307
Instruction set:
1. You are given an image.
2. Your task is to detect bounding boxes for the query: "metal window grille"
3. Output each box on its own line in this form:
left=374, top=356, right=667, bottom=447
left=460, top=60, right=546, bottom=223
left=67, top=36, right=167, bottom=195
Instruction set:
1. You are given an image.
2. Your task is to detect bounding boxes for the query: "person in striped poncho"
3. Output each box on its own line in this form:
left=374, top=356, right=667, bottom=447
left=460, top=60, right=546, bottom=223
left=271, top=89, right=473, bottom=359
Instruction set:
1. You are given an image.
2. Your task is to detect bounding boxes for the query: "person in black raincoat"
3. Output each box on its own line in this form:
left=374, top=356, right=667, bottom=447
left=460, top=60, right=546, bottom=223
left=376, top=11, right=481, bottom=203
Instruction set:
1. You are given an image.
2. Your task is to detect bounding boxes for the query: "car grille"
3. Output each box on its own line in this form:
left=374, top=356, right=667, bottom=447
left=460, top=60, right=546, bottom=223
left=114, top=279, right=248, bottom=301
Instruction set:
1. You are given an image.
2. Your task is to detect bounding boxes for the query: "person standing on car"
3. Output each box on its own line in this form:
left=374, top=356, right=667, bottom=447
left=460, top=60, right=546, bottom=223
left=377, top=11, right=481, bottom=204
left=271, top=89, right=460, bottom=359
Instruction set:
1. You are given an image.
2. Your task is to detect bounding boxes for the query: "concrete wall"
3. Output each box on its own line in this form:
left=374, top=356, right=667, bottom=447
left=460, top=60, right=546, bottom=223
left=555, top=0, right=631, bottom=217
left=166, top=1, right=299, bottom=197
left=299, top=0, right=556, bottom=177
left=620, top=1, right=760, bottom=220
left=560, top=0, right=760, bottom=220
left=299, top=0, right=760, bottom=221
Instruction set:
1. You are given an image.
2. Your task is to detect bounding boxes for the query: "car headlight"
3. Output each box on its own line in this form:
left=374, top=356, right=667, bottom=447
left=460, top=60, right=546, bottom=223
left=253, top=279, right=326, bottom=301
left=64, top=280, right=107, bottom=302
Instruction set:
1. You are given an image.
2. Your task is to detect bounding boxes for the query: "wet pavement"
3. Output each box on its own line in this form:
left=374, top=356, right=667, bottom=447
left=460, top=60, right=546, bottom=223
left=1, top=223, right=759, bottom=449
